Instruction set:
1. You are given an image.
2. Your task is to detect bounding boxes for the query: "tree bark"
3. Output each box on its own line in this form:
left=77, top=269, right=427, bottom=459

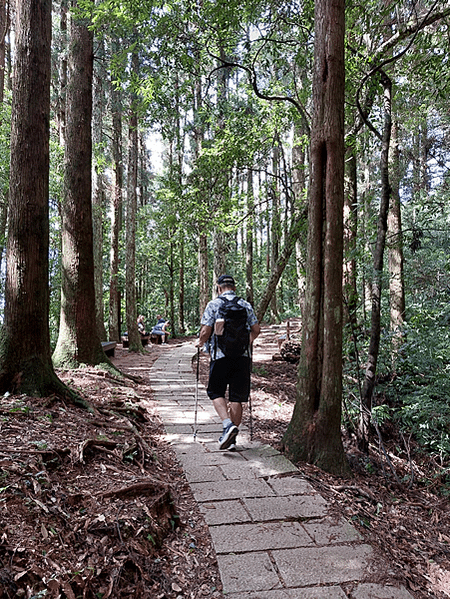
left=56, top=0, right=68, bottom=145
left=53, top=1, right=105, bottom=368
left=292, top=121, right=307, bottom=315
left=256, top=212, right=305, bottom=323
left=245, top=168, right=255, bottom=306
left=0, top=0, right=75, bottom=399
left=282, top=0, right=350, bottom=476
left=359, top=71, right=392, bottom=452
left=343, top=144, right=358, bottom=332
left=269, top=139, right=281, bottom=321
left=178, top=236, right=185, bottom=335
left=213, top=229, right=228, bottom=282
left=199, top=233, right=209, bottom=315
left=213, top=47, right=230, bottom=283
left=92, top=34, right=107, bottom=341
left=125, top=66, right=141, bottom=353
left=0, top=0, right=9, bottom=276
left=109, top=61, right=123, bottom=343
left=193, top=72, right=210, bottom=316
left=388, top=116, right=405, bottom=365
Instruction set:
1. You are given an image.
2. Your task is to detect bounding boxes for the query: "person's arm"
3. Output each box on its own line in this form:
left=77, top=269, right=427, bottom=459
left=196, top=324, right=213, bottom=347
left=250, top=322, right=261, bottom=344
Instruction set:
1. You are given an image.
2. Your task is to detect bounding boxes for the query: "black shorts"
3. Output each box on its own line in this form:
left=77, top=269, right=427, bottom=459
left=207, top=356, right=251, bottom=403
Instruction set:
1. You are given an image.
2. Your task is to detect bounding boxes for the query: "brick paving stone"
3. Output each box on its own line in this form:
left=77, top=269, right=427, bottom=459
left=302, top=518, right=363, bottom=544
left=163, top=424, right=194, bottom=434
left=291, top=588, right=348, bottom=598
left=164, top=431, right=197, bottom=443
left=272, top=545, right=373, bottom=587
left=183, top=464, right=226, bottom=483
left=210, top=520, right=314, bottom=553
left=177, top=450, right=247, bottom=468
left=225, top=588, right=348, bottom=598
left=199, top=499, right=252, bottom=525
left=171, top=441, right=208, bottom=456
left=351, top=583, right=415, bottom=598
left=190, top=477, right=276, bottom=502
left=243, top=444, right=285, bottom=458
left=268, top=475, right=317, bottom=495
left=158, top=412, right=195, bottom=424
left=191, top=423, right=223, bottom=433
left=217, top=552, right=282, bottom=594
left=220, top=455, right=298, bottom=479
left=243, top=494, right=328, bottom=521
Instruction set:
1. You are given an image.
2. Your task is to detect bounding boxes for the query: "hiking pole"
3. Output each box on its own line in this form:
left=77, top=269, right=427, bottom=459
left=248, top=389, right=253, bottom=441
left=248, top=355, right=253, bottom=441
left=193, top=345, right=200, bottom=440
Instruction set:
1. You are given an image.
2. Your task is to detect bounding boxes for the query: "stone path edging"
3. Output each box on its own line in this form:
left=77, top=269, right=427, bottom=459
left=149, top=342, right=415, bottom=599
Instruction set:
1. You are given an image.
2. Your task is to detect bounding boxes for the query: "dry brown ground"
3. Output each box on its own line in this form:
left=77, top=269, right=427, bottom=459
left=0, top=321, right=449, bottom=598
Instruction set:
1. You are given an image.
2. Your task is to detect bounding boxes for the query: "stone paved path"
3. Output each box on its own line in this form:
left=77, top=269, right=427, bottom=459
left=149, top=341, right=416, bottom=599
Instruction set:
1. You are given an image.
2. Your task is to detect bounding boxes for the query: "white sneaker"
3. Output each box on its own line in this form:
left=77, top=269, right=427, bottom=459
left=218, top=423, right=239, bottom=450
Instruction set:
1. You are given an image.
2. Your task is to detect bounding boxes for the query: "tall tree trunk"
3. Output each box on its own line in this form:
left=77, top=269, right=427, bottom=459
left=282, top=0, right=349, bottom=476
left=193, top=71, right=209, bottom=315
left=92, top=34, right=107, bottom=341
left=359, top=71, right=392, bottom=452
left=0, top=0, right=6, bottom=100
left=199, top=233, right=209, bottom=315
left=168, top=238, right=175, bottom=334
left=361, top=150, right=372, bottom=323
left=0, top=0, right=9, bottom=275
left=213, top=229, right=228, bottom=281
left=213, top=45, right=230, bottom=282
left=109, top=64, right=123, bottom=342
left=270, top=138, right=281, bottom=321
left=245, top=168, right=254, bottom=306
left=292, top=122, right=307, bottom=315
left=178, top=236, right=185, bottom=334
left=57, top=0, right=68, bottom=145
left=343, top=144, right=358, bottom=332
left=175, top=75, right=185, bottom=335
left=0, top=0, right=72, bottom=399
left=125, top=71, right=141, bottom=353
left=256, top=213, right=305, bottom=323
left=53, top=1, right=105, bottom=368
left=388, top=116, right=405, bottom=365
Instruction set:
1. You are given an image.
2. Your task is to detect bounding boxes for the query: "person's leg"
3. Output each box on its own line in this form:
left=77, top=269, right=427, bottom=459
left=208, top=359, right=238, bottom=449
left=208, top=360, right=232, bottom=422
left=229, top=402, right=243, bottom=426
left=228, top=357, right=250, bottom=429
left=212, top=396, right=229, bottom=420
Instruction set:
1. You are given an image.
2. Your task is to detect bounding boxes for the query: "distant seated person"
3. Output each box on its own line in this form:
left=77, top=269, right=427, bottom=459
left=151, top=315, right=170, bottom=344
left=137, top=314, right=147, bottom=336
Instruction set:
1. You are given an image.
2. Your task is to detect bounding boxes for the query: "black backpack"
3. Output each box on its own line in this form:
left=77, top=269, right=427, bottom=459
left=214, top=296, right=249, bottom=358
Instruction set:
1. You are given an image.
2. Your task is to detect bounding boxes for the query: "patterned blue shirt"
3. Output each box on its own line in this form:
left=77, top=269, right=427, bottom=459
left=200, top=290, right=258, bottom=360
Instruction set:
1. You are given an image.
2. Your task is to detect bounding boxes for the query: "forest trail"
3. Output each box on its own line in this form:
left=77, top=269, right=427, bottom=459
left=148, top=338, right=415, bottom=599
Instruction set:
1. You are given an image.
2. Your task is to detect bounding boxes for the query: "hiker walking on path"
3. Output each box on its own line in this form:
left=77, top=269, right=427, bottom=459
left=196, top=274, right=261, bottom=450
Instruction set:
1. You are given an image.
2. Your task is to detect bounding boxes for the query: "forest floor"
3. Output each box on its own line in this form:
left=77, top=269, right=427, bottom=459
left=0, top=321, right=450, bottom=598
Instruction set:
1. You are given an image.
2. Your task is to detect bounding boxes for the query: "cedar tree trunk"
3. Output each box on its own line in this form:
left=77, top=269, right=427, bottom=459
left=53, top=3, right=105, bottom=368
left=359, top=71, right=392, bottom=451
left=0, top=0, right=74, bottom=398
left=282, top=0, right=350, bottom=476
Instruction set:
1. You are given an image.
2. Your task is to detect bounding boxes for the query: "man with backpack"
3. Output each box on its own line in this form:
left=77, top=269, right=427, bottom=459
left=197, top=274, right=261, bottom=450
